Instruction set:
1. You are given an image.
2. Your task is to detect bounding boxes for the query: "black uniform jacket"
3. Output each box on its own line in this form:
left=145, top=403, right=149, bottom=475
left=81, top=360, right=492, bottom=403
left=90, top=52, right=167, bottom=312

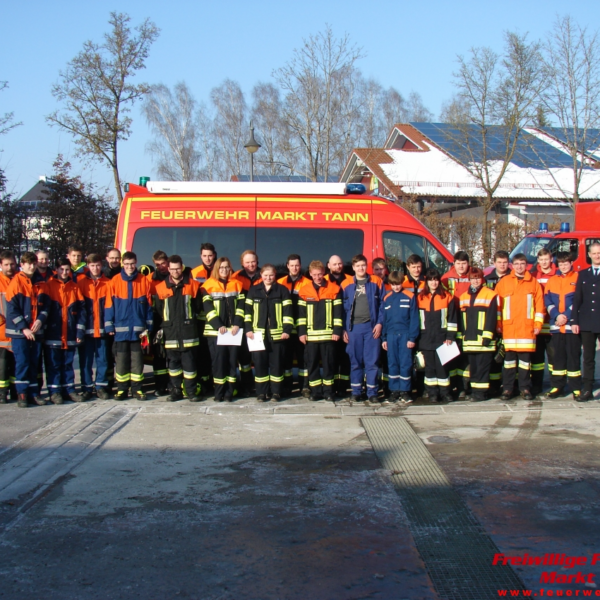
left=572, top=266, right=600, bottom=333
left=244, top=282, right=294, bottom=341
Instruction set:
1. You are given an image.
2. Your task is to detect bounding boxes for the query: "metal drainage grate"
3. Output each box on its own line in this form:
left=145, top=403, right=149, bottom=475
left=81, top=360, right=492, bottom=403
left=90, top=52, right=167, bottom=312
left=362, top=417, right=526, bottom=600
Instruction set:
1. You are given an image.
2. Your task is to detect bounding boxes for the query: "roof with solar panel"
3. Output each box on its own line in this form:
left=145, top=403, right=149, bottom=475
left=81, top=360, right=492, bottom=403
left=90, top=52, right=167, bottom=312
left=340, top=123, right=600, bottom=201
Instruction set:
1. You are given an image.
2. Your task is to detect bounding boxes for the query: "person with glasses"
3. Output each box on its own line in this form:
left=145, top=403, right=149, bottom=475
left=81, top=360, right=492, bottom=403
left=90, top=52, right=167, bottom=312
left=201, top=258, right=245, bottom=402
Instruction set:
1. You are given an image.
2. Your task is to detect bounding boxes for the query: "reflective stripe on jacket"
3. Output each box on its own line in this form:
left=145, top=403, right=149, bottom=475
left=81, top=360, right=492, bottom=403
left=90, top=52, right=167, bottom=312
left=531, top=264, right=557, bottom=333
left=544, top=270, right=578, bottom=334
left=44, top=278, right=86, bottom=348
left=297, top=280, right=343, bottom=342
left=244, top=282, right=294, bottom=341
left=277, top=275, right=310, bottom=334
left=378, top=290, right=419, bottom=342
left=0, top=272, right=13, bottom=349
left=201, top=278, right=245, bottom=336
left=495, top=271, right=545, bottom=352
left=155, top=273, right=202, bottom=349
left=105, top=270, right=153, bottom=342
left=416, top=290, right=457, bottom=350
left=459, top=286, right=499, bottom=352
left=5, top=272, right=49, bottom=340
left=78, top=274, right=110, bottom=337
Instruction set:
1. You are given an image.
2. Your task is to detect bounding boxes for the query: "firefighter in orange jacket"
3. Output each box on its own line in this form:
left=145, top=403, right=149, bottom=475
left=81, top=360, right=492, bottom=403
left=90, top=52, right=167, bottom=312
left=201, top=257, right=246, bottom=402
left=6, top=252, right=50, bottom=408
left=155, top=255, right=203, bottom=402
left=191, top=242, right=217, bottom=393
left=543, top=252, right=581, bottom=400
left=530, top=248, right=558, bottom=395
left=78, top=254, right=111, bottom=401
left=44, top=259, right=86, bottom=404
left=442, top=251, right=472, bottom=397
left=298, top=260, right=344, bottom=402
left=459, top=268, right=499, bottom=402
left=495, top=253, right=545, bottom=400
left=105, top=251, right=153, bottom=401
left=0, top=250, right=17, bottom=403
left=277, top=253, right=310, bottom=396
left=147, top=250, right=170, bottom=396
left=232, top=250, right=261, bottom=395
left=325, top=254, right=353, bottom=397
left=417, top=269, right=457, bottom=403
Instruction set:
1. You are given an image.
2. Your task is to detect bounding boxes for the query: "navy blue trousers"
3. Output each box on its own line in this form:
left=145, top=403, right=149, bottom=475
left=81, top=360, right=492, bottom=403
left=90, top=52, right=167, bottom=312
left=12, top=338, right=42, bottom=396
left=81, top=336, right=109, bottom=391
left=45, top=346, right=77, bottom=394
left=386, top=333, right=413, bottom=392
left=347, top=323, right=381, bottom=398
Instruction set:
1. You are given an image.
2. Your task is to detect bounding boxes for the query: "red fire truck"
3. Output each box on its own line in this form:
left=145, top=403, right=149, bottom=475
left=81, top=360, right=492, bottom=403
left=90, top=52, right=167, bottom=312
left=115, top=181, right=453, bottom=273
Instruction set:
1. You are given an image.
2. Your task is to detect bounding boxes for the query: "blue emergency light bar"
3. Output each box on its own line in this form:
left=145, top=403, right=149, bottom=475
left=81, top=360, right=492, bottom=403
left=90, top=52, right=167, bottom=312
left=345, top=183, right=366, bottom=194
left=560, top=222, right=570, bottom=233
left=539, top=223, right=549, bottom=232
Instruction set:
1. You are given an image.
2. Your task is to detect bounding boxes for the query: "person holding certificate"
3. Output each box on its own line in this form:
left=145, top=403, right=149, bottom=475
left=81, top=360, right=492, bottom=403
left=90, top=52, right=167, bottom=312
left=201, top=258, right=245, bottom=402
left=244, top=265, right=294, bottom=402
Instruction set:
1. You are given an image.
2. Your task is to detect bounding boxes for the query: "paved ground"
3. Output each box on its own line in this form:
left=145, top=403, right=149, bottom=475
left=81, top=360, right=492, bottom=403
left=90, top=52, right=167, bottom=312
left=1, top=384, right=600, bottom=599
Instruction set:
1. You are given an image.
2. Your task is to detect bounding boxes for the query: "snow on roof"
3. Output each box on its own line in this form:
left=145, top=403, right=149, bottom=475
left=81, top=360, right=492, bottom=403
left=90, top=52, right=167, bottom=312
left=377, top=129, right=600, bottom=200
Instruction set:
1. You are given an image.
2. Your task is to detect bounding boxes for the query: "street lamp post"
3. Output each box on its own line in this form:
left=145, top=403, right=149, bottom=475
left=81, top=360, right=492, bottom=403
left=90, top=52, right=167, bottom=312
left=244, top=121, right=261, bottom=182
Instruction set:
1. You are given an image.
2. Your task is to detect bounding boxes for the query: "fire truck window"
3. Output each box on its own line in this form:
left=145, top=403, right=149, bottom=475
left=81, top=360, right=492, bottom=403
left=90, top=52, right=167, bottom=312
left=586, top=239, right=600, bottom=264
left=546, top=238, right=579, bottom=261
left=425, top=240, right=450, bottom=273
left=256, top=228, right=364, bottom=275
left=383, top=231, right=425, bottom=272
left=132, top=227, right=255, bottom=268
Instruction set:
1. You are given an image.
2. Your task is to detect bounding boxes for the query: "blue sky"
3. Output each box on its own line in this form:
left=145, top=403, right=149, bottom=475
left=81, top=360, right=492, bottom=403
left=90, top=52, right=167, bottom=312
left=1, top=0, right=598, bottom=199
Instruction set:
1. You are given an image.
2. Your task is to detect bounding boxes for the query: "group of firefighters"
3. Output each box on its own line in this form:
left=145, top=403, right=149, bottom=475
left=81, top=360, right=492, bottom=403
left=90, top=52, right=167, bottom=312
left=0, top=240, right=599, bottom=408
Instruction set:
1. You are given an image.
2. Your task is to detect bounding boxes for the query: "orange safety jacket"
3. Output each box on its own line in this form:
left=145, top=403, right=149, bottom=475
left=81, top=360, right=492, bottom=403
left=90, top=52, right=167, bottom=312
left=277, top=274, right=310, bottom=334
left=5, top=272, right=50, bottom=340
left=0, top=272, right=13, bottom=350
left=44, top=278, right=86, bottom=348
left=459, top=286, right=499, bottom=352
left=416, top=290, right=457, bottom=350
left=78, top=274, right=111, bottom=338
left=544, top=270, right=578, bottom=334
left=402, top=275, right=425, bottom=295
left=495, top=271, right=545, bottom=352
left=201, top=278, right=245, bottom=336
left=442, top=266, right=472, bottom=298
left=530, top=264, right=558, bottom=334
left=325, top=272, right=353, bottom=288
left=232, top=269, right=261, bottom=292
left=191, top=264, right=213, bottom=284
left=297, top=279, right=343, bottom=342
left=155, top=274, right=202, bottom=349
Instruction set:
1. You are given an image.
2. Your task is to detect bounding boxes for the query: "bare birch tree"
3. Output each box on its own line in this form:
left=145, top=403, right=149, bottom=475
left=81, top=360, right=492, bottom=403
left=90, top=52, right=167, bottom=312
left=538, top=15, right=600, bottom=204
left=142, top=82, right=203, bottom=181
left=273, top=25, right=363, bottom=180
left=251, top=82, right=297, bottom=176
left=46, top=12, right=159, bottom=202
left=0, top=81, right=22, bottom=139
left=449, top=31, right=544, bottom=261
left=210, top=79, right=248, bottom=180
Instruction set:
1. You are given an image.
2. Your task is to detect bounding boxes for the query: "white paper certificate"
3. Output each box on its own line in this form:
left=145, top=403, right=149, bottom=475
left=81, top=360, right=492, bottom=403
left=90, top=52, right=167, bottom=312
left=247, top=331, right=266, bottom=352
left=216, top=329, right=244, bottom=346
left=436, top=341, right=460, bottom=365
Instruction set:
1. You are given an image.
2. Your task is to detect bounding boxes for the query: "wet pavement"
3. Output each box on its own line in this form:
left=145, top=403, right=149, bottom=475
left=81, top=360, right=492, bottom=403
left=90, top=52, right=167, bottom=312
left=0, top=386, right=599, bottom=599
